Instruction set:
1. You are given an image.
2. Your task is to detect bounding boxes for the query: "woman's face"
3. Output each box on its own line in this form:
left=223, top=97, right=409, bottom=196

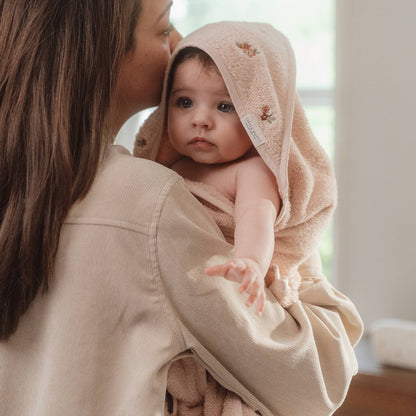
left=113, top=0, right=181, bottom=132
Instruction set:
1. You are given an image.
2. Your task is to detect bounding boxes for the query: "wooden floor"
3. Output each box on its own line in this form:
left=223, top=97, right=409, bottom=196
left=334, top=335, right=416, bottom=416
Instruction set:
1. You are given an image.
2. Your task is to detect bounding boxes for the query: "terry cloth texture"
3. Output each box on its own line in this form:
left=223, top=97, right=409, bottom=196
left=134, top=21, right=337, bottom=310
left=134, top=21, right=338, bottom=416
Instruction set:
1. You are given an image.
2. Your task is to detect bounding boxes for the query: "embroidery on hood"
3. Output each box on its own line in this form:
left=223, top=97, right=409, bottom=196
left=260, top=105, right=276, bottom=124
left=135, top=138, right=147, bottom=148
left=236, top=41, right=259, bottom=57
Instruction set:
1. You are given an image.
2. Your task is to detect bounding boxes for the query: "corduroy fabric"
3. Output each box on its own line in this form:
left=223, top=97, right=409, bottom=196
left=0, top=146, right=362, bottom=416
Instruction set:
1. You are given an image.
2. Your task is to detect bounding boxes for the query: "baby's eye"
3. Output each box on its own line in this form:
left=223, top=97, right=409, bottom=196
left=218, top=102, right=235, bottom=113
left=176, top=97, right=193, bottom=108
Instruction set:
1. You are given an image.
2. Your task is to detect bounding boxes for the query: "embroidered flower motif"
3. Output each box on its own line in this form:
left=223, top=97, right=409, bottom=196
left=236, top=42, right=259, bottom=58
left=136, top=138, right=147, bottom=148
left=260, top=105, right=276, bottom=124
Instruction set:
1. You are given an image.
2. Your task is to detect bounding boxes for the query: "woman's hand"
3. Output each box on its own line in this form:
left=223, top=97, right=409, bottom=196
left=205, top=258, right=266, bottom=316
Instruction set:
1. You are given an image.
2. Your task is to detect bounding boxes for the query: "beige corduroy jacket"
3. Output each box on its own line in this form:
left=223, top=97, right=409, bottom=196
left=0, top=145, right=363, bottom=416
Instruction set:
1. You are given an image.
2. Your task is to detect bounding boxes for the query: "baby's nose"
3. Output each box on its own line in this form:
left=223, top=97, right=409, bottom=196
left=192, top=109, right=213, bottom=129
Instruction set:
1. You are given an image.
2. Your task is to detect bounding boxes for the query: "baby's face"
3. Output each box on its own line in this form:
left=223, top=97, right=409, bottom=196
left=167, top=58, right=252, bottom=164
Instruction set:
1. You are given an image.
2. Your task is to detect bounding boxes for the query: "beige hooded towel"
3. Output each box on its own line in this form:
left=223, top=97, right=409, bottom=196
left=134, top=21, right=337, bottom=416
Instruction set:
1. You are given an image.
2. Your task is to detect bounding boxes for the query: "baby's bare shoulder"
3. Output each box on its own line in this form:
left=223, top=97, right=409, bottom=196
left=235, top=154, right=280, bottom=203
left=236, top=154, right=273, bottom=178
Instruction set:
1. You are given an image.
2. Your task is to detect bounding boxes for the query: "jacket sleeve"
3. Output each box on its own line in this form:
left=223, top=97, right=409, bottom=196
left=156, top=178, right=363, bottom=416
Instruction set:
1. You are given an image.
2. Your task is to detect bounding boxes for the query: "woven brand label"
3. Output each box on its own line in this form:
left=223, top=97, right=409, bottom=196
left=241, top=114, right=267, bottom=147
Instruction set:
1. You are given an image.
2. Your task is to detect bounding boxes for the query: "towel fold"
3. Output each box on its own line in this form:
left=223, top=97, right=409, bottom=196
left=165, top=357, right=259, bottom=416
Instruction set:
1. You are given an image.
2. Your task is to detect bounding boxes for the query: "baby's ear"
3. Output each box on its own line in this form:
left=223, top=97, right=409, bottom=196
left=156, top=130, right=182, bottom=167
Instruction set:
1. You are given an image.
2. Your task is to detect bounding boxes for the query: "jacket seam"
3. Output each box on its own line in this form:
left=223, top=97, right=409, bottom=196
left=149, top=176, right=188, bottom=352
left=64, top=217, right=149, bottom=235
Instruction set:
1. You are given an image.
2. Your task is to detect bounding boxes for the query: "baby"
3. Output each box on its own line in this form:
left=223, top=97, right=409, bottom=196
left=166, top=47, right=280, bottom=315
left=134, top=21, right=337, bottom=415
left=135, top=21, right=336, bottom=315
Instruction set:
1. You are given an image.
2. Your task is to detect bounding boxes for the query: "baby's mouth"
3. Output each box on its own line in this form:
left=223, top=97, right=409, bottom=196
left=189, top=136, right=215, bottom=149
left=190, top=136, right=210, bottom=144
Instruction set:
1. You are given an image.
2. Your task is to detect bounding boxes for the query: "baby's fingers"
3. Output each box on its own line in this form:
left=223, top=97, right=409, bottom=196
left=206, top=259, right=248, bottom=282
left=238, top=272, right=256, bottom=294
left=244, top=280, right=262, bottom=308
left=242, top=280, right=266, bottom=316
left=255, top=290, right=266, bottom=316
left=205, top=262, right=232, bottom=277
left=205, top=259, right=243, bottom=278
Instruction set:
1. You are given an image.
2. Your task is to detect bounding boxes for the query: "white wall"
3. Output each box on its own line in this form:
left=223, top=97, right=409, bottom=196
left=115, top=113, right=142, bottom=154
left=335, top=0, right=416, bottom=329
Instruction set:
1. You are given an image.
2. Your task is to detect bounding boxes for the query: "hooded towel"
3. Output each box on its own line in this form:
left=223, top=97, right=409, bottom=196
left=134, top=21, right=337, bottom=415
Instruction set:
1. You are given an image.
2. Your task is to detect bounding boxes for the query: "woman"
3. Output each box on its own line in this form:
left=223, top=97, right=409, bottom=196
left=0, top=1, right=363, bottom=415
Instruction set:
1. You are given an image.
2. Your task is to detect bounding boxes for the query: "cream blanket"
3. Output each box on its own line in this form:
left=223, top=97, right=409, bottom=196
left=134, top=21, right=337, bottom=416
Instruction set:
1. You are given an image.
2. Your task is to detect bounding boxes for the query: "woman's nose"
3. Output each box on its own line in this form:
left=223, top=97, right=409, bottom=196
left=169, top=27, right=182, bottom=53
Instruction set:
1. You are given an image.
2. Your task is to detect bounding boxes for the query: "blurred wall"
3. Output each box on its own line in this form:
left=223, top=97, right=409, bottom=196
left=335, top=0, right=416, bottom=329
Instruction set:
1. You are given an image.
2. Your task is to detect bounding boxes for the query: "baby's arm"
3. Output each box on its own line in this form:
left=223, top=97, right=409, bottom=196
left=206, top=156, right=281, bottom=315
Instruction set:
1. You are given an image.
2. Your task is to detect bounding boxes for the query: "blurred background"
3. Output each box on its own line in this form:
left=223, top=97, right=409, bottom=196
left=116, top=0, right=416, bottom=332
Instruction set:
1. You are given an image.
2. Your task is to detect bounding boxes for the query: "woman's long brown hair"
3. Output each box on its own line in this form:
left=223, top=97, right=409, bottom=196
left=0, top=0, right=141, bottom=339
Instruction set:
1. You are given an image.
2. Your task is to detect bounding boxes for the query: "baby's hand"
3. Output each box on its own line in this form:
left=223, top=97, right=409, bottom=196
left=205, top=258, right=266, bottom=316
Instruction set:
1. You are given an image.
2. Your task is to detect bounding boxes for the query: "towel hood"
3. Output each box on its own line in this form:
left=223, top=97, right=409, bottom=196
left=134, top=21, right=336, bottom=231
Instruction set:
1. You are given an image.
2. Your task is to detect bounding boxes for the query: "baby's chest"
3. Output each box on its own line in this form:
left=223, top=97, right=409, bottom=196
left=173, top=160, right=237, bottom=201
left=202, top=167, right=236, bottom=201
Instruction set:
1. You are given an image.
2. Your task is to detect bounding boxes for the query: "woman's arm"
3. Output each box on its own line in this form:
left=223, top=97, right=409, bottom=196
left=156, top=178, right=363, bottom=416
